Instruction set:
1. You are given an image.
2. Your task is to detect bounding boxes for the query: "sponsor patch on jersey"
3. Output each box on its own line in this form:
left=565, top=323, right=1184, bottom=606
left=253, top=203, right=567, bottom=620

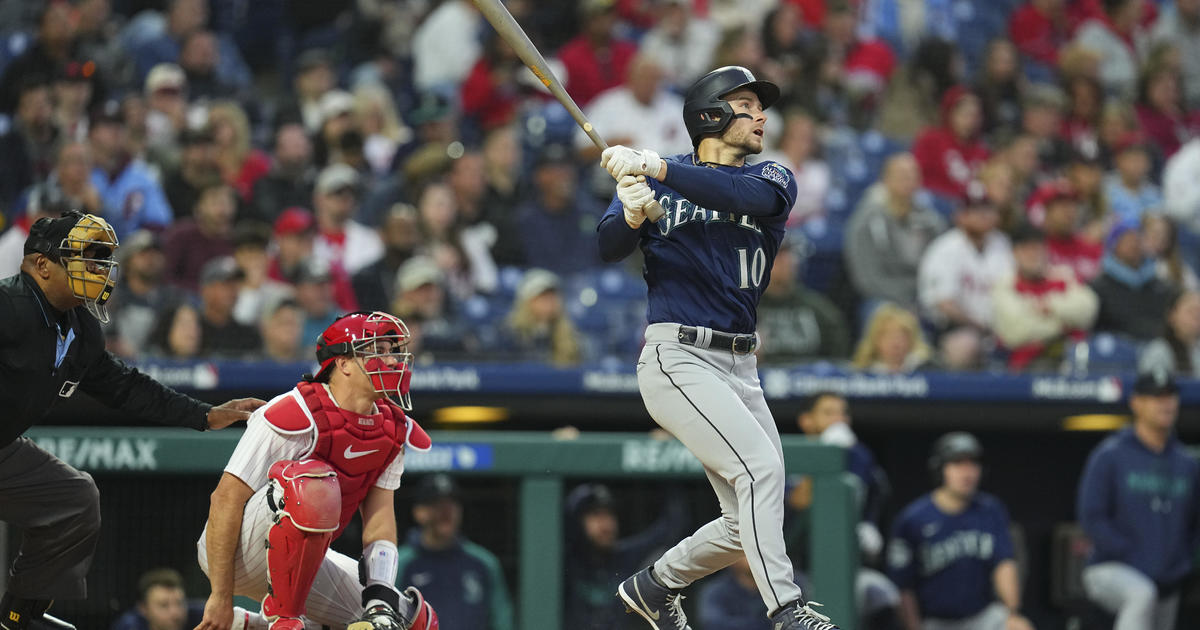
left=760, top=162, right=790, bottom=187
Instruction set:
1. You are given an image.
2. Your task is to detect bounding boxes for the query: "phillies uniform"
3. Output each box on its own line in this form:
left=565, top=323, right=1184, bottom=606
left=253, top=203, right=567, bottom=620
left=196, top=381, right=430, bottom=627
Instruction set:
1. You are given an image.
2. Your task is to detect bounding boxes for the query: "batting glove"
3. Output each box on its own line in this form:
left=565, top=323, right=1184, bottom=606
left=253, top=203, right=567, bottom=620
left=602, top=145, right=662, bottom=180
left=618, top=175, right=655, bottom=228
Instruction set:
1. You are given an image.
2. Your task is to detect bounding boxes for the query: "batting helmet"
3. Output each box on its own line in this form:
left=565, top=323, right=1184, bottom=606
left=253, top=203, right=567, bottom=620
left=313, top=311, right=415, bottom=409
left=927, top=431, right=983, bottom=486
left=683, top=66, right=781, bottom=147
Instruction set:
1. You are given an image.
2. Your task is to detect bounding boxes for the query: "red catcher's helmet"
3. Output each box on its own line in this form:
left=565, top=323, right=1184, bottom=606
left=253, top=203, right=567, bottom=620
left=314, top=311, right=414, bottom=409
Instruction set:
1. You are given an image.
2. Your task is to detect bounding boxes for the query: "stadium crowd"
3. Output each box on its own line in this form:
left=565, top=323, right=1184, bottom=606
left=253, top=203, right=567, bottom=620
left=2, top=0, right=1200, bottom=375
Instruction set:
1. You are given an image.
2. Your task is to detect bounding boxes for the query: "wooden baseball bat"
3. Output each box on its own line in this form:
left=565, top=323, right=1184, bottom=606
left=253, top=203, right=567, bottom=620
left=470, top=0, right=667, bottom=222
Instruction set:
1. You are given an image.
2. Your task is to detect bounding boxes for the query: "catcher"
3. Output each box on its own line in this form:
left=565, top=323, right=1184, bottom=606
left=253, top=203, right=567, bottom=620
left=195, top=311, right=437, bottom=630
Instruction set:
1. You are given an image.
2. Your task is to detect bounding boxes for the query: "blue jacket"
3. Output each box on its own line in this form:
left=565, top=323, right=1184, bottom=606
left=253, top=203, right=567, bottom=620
left=698, top=570, right=771, bottom=630
left=395, top=529, right=514, bottom=630
left=1077, top=426, right=1200, bottom=586
left=90, top=162, right=173, bottom=240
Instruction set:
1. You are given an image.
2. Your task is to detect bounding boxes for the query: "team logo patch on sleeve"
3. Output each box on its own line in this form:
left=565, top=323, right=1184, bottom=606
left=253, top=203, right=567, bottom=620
left=760, top=162, right=791, bottom=187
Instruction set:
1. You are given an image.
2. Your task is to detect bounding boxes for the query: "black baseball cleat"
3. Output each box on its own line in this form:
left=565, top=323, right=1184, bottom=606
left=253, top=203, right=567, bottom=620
left=616, top=567, right=691, bottom=630
left=769, top=599, right=840, bottom=630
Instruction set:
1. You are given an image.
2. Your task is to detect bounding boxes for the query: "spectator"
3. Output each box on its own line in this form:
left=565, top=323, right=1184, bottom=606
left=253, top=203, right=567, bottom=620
left=142, top=63, right=188, bottom=162
left=889, top=432, right=1034, bottom=630
left=147, top=300, right=203, bottom=359
left=162, top=183, right=236, bottom=291
left=52, top=57, right=96, bottom=143
left=196, top=256, right=262, bottom=358
left=446, top=151, right=500, bottom=294
left=1135, top=60, right=1200, bottom=159
left=395, top=474, right=515, bottom=630
left=313, top=89, right=359, bottom=169
left=1029, top=181, right=1104, bottom=282
left=230, top=224, right=292, bottom=327
left=207, top=100, right=270, bottom=204
left=390, top=256, right=470, bottom=359
left=177, top=30, right=241, bottom=101
left=353, top=203, right=422, bottom=312
left=876, top=39, right=964, bottom=141
left=1067, top=147, right=1112, bottom=227
left=1140, top=291, right=1200, bottom=376
left=19, top=141, right=105, bottom=221
left=996, top=133, right=1041, bottom=208
left=800, top=0, right=897, bottom=128
left=1010, top=0, right=1070, bottom=68
left=1153, top=0, right=1200, bottom=109
left=460, top=33, right=540, bottom=134
left=88, top=101, right=173, bottom=238
left=258, top=297, right=305, bottom=362
left=0, top=78, right=58, bottom=218
left=1076, top=369, right=1200, bottom=630
left=312, top=164, right=384, bottom=276
left=516, top=144, right=603, bottom=276
left=976, top=39, right=1025, bottom=138
left=860, top=0, right=957, bottom=59
left=577, top=55, right=691, bottom=161
left=249, top=123, right=316, bottom=225
left=0, top=3, right=98, bottom=114
left=977, top=158, right=1022, bottom=235
left=1097, top=100, right=1138, bottom=169
left=1104, top=132, right=1162, bottom=222
left=274, top=49, right=336, bottom=134
left=563, top=482, right=687, bottom=630
left=130, top=0, right=251, bottom=93
left=481, top=126, right=525, bottom=267
left=162, top=127, right=221, bottom=222
left=912, top=86, right=990, bottom=200
left=992, top=224, right=1099, bottom=370
left=697, top=556, right=774, bottom=630
left=1061, top=76, right=1104, bottom=159
left=412, top=0, right=482, bottom=93
left=559, top=0, right=638, bottom=108
left=498, top=269, right=582, bottom=366
left=0, top=198, right=58, bottom=279
left=1091, top=219, right=1176, bottom=340
left=760, top=109, right=830, bottom=226
left=638, top=0, right=719, bottom=90
left=1072, top=0, right=1149, bottom=100
left=845, top=153, right=947, bottom=314
left=109, top=567, right=199, bottom=630
left=293, top=259, right=341, bottom=351
left=104, top=230, right=181, bottom=358
left=851, top=303, right=933, bottom=373
left=917, top=184, right=1014, bottom=337
left=757, top=235, right=851, bottom=363
left=267, top=207, right=358, bottom=312
left=1142, top=213, right=1199, bottom=292
left=354, top=84, right=410, bottom=176
left=1021, top=83, right=1071, bottom=172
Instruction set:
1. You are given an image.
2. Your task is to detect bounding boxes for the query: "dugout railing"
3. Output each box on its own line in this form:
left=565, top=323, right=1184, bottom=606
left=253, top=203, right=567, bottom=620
left=7, top=428, right=858, bottom=630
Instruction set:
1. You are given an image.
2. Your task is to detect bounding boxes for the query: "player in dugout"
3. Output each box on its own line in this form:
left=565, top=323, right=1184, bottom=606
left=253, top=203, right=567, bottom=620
left=0, top=210, right=264, bottom=630
left=195, top=311, right=437, bottom=630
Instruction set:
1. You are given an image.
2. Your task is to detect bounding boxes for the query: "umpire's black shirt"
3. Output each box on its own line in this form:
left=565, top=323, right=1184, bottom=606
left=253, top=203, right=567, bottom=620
left=0, top=272, right=211, bottom=448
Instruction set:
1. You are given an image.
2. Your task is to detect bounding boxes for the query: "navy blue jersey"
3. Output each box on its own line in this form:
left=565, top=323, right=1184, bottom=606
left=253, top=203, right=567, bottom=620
left=597, top=153, right=797, bottom=333
left=886, top=492, right=1015, bottom=620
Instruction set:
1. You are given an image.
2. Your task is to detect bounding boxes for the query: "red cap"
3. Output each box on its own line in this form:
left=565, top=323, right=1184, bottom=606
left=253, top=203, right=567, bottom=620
left=1112, top=131, right=1149, bottom=155
left=1028, top=180, right=1078, bottom=208
left=273, top=207, right=315, bottom=236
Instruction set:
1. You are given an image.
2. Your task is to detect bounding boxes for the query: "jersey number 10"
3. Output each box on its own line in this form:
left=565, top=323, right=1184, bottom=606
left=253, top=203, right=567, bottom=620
left=736, top=247, right=767, bottom=289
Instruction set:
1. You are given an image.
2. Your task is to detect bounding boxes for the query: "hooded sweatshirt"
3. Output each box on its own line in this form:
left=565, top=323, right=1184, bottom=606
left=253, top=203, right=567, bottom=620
left=912, top=86, right=990, bottom=198
left=1077, top=426, right=1200, bottom=587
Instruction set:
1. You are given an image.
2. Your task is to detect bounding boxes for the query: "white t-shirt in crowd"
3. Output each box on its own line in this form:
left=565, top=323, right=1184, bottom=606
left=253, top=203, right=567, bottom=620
left=917, top=228, right=1014, bottom=328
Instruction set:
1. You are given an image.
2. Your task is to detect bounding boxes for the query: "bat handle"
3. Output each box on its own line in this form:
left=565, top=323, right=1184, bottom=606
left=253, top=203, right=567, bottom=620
left=644, top=200, right=666, bottom=223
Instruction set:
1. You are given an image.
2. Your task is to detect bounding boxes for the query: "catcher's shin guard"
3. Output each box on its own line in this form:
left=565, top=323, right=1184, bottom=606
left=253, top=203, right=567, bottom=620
left=260, top=460, right=341, bottom=624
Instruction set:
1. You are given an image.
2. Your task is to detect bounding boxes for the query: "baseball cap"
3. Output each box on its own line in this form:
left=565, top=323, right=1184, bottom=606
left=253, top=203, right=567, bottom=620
left=233, top=223, right=272, bottom=250
left=295, top=48, right=333, bottom=74
left=1010, top=222, right=1046, bottom=246
left=533, top=142, right=572, bottom=168
left=318, top=90, right=355, bottom=124
left=315, top=164, right=361, bottom=196
left=179, top=126, right=216, bottom=147
left=395, top=256, right=444, bottom=294
left=1105, top=218, right=1140, bottom=251
left=273, top=207, right=316, bottom=236
left=567, top=483, right=616, bottom=515
left=1113, top=131, right=1150, bottom=156
left=118, top=229, right=160, bottom=263
left=145, top=63, right=186, bottom=95
left=408, top=92, right=452, bottom=126
left=200, top=256, right=244, bottom=285
left=89, top=99, right=124, bottom=127
left=414, top=474, right=460, bottom=505
left=516, top=268, right=561, bottom=303
left=1133, top=368, right=1179, bottom=396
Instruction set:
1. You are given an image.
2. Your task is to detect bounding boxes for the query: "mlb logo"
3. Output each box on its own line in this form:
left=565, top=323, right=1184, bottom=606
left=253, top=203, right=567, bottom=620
left=58, top=380, right=79, bottom=398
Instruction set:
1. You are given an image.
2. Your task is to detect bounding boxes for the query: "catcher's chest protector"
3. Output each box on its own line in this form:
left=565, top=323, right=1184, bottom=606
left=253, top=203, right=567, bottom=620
left=293, top=382, right=406, bottom=538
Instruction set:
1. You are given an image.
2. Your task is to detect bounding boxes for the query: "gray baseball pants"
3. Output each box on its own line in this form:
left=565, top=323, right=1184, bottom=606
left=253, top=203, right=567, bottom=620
left=637, top=323, right=803, bottom=616
left=0, top=438, right=101, bottom=599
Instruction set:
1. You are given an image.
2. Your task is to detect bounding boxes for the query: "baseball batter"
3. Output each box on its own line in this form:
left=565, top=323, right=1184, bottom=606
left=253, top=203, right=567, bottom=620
left=596, top=66, right=838, bottom=630
left=195, top=311, right=437, bottom=630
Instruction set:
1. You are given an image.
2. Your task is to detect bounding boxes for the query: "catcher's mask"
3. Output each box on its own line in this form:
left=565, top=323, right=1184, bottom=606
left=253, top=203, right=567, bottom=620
left=25, top=211, right=120, bottom=323
left=313, top=311, right=415, bottom=409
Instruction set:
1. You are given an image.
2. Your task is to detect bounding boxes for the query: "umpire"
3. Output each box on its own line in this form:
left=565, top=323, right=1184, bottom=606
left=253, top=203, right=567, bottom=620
left=0, top=211, right=264, bottom=630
